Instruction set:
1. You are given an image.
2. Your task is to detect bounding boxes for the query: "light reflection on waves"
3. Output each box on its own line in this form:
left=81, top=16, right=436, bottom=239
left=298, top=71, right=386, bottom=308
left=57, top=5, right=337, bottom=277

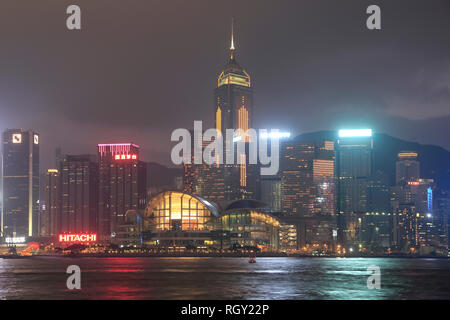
left=0, top=257, right=449, bottom=299
left=326, top=270, right=369, bottom=275
left=158, top=269, right=290, bottom=273
left=86, top=268, right=290, bottom=273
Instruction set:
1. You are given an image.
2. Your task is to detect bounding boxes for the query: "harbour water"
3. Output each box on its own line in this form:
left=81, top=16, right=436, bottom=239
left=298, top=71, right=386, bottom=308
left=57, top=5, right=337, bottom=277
left=0, top=257, right=449, bottom=299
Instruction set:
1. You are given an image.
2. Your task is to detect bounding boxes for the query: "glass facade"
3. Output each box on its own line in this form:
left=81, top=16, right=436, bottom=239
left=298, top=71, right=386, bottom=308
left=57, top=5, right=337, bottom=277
left=60, top=155, right=99, bottom=234
left=261, top=176, right=282, bottom=212
left=219, top=210, right=280, bottom=251
left=209, top=25, right=258, bottom=202
left=144, top=192, right=281, bottom=251
left=146, top=191, right=219, bottom=231
left=42, top=169, right=60, bottom=236
left=336, top=135, right=373, bottom=247
left=279, top=223, right=297, bottom=251
left=1, top=129, right=39, bottom=237
left=281, top=140, right=335, bottom=217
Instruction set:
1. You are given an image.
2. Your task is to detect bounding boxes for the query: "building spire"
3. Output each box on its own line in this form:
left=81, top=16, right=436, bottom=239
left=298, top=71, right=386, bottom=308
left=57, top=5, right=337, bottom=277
left=230, top=18, right=235, bottom=60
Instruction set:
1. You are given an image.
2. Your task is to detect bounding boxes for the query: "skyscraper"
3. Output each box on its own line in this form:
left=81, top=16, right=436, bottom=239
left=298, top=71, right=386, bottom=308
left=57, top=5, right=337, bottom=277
left=336, top=129, right=373, bottom=248
left=1, top=129, right=39, bottom=238
left=214, top=21, right=252, bottom=134
left=390, top=151, right=444, bottom=255
left=260, top=135, right=291, bottom=213
left=360, top=170, right=391, bottom=252
left=391, top=204, right=419, bottom=253
left=41, top=169, right=61, bottom=236
left=367, top=171, right=390, bottom=213
left=200, top=20, right=259, bottom=201
left=61, top=155, right=99, bottom=234
left=434, top=189, right=449, bottom=253
left=279, top=138, right=335, bottom=250
left=396, top=151, right=420, bottom=186
left=281, top=139, right=335, bottom=217
left=183, top=130, right=226, bottom=202
left=98, top=143, right=147, bottom=239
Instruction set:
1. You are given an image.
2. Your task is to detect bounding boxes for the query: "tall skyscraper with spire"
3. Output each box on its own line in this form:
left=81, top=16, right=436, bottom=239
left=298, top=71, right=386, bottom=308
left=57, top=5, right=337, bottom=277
left=185, top=21, right=260, bottom=202
left=214, top=20, right=259, bottom=201
left=214, top=20, right=253, bottom=133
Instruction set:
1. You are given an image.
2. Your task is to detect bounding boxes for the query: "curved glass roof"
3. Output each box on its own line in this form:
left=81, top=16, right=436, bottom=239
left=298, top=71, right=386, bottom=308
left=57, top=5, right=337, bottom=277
left=146, top=191, right=220, bottom=218
left=225, top=199, right=268, bottom=211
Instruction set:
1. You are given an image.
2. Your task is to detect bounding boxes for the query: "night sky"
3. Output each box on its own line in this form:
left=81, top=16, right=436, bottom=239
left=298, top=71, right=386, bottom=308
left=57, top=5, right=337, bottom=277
left=0, top=0, right=449, bottom=170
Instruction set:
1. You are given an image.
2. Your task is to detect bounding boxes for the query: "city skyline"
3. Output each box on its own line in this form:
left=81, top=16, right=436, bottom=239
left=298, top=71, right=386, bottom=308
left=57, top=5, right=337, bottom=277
left=0, top=1, right=449, bottom=171
left=0, top=1, right=448, bottom=253
left=0, top=1, right=449, bottom=303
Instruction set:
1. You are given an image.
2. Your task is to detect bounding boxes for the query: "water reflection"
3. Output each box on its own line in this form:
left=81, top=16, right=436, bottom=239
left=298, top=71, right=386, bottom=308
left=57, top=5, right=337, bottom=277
left=0, top=257, right=448, bottom=299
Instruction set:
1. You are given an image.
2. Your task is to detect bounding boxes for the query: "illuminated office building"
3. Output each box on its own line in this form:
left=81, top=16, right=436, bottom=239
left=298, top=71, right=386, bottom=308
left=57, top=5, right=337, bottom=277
left=391, top=179, right=434, bottom=214
left=408, top=179, right=434, bottom=215
left=1, top=129, right=39, bottom=238
left=279, top=139, right=335, bottom=250
left=391, top=204, right=418, bottom=253
left=212, top=22, right=259, bottom=201
left=193, top=163, right=226, bottom=202
left=313, top=156, right=335, bottom=216
left=260, top=134, right=291, bottom=213
left=61, top=155, right=99, bottom=234
left=185, top=20, right=261, bottom=202
left=359, top=171, right=391, bottom=252
left=391, top=203, right=437, bottom=255
left=41, top=169, right=61, bottom=236
left=396, top=151, right=420, bottom=186
left=214, top=22, right=252, bottom=134
left=336, top=129, right=373, bottom=247
left=98, top=143, right=147, bottom=239
left=390, top=171, right=445, bottom=255
left=367, top=171, right=390, bottom=213
left=281, top=139, right=335, bottom=217
left=359, top=212, right=391, bottom=253
left=434, top=190, right=449, bottom=253
left=183, top=132, right=226, bottom=202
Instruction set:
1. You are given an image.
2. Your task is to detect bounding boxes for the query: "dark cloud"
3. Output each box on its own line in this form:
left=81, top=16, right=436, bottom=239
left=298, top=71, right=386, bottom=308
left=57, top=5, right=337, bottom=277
left=0, top=0, right=449, bottom=170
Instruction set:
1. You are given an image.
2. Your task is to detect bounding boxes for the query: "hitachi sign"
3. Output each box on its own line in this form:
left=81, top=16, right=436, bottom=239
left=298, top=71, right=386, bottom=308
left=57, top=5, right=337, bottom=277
left=59, top=234, right=97, bottom=242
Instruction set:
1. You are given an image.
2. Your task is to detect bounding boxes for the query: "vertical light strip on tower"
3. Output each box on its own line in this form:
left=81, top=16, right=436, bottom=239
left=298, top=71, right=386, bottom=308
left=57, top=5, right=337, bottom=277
left=238, top=105, right=248, bottom=140
left=216, top=107, right=222, bottom=133
left=28, top=131, right=33, bottom=236
left=215, top=107, right=222, bottom=168
left=240, top=153, right=247, bottom=188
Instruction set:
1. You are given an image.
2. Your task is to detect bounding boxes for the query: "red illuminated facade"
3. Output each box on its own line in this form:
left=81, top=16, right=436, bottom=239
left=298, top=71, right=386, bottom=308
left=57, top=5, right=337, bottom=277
left=97, top=143, right=147, bottom=239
